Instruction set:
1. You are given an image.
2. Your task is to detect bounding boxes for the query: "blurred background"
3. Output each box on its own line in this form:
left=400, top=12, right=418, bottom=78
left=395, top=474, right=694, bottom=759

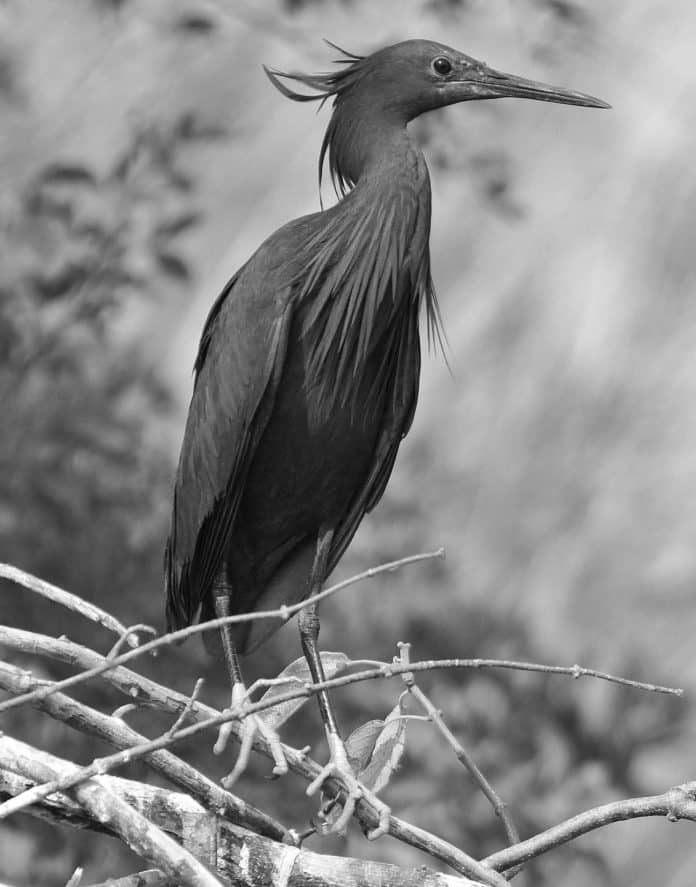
left=0, top=0, right=694, bottom=884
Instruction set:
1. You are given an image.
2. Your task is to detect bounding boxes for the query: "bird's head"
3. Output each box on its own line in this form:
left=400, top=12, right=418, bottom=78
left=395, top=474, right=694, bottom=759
left=266, top=38, right=608, bottom=123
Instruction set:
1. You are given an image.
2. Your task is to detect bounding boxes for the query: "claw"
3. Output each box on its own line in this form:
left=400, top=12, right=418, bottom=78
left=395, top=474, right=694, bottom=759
left=307, top=733, right=391, bottom=839
left=214, top=683, right=289, bottom=786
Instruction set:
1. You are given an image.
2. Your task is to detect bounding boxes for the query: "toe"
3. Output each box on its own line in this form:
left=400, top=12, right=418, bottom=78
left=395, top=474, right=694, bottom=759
left=213, top=716, right=235, bottom=755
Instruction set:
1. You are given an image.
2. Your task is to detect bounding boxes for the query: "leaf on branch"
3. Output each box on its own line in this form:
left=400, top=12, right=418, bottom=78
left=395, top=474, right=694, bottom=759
left=354, top=696, right=407, bottom=794
left=258, top=652, right=350, bottom=731
left=344, top=719, right=385, bottom=772
left=174, top=13, right=217, bottom=34
left=40, top=163, right=98, bottom=187
left=156, top=251, right=191, bottom=280
left=155, top=212, right=201, bottom=237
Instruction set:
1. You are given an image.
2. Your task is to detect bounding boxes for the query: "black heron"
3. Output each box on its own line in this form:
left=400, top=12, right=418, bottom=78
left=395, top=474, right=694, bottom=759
left=165, top=38, right=608, bottom=833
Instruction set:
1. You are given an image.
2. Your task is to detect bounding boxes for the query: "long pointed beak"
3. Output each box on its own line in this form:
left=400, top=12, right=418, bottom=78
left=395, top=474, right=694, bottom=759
left=461, top=64, right=610, bottom=109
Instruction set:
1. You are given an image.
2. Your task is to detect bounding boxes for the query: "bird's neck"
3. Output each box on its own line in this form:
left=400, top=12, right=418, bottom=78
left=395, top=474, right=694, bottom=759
left=328, top=102, right=430, bottom=199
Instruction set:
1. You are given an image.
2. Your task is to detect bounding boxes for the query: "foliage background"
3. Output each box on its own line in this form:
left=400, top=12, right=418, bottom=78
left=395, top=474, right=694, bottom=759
left=0, top=1, right=695, bottom=885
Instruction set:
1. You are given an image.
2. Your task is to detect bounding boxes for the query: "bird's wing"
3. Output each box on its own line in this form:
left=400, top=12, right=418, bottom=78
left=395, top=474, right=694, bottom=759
left=326, top=310, right=421, bottom=576
left=164, top=266, right=293, bottom=630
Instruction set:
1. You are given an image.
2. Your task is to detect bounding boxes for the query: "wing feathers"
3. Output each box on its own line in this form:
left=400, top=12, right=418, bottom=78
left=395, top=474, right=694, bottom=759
left=165, top=274, right=292, bottom=629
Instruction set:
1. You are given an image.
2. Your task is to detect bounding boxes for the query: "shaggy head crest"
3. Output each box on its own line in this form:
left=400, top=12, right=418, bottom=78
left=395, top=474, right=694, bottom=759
left=264, top=42, right=369, bottom=197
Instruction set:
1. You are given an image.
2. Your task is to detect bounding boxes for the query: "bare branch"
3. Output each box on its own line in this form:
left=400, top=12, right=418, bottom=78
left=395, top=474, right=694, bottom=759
left=0, top=563, right=140, bottom=647
left=106, top=624, right=158, bottom=658
left=0, top=735, right=225, bottom=887
left=0, top=761, right=486, bottom=887
left=484, top=782, right=696, bottom=873
left=396, top=643, right=521, bottom=857
left=0, top=550, right=446, bottom=717
left=0, top=621, right=685, bottom=877
left=0, top=645, right=488, bottom=881
left=0, top=660, right=288, bottom=842
left=165, top=678, right=205, bottom=738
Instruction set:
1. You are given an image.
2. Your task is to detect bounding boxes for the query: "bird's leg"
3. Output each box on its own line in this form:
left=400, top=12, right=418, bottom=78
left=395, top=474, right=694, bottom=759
left=212, top=588, right=288, bottom=786
left=299, top=528, right=390, bottom=839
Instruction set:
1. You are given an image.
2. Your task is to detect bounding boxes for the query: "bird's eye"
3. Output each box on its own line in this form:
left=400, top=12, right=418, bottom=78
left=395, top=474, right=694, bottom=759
left=432, top=57, right=453, bottom=77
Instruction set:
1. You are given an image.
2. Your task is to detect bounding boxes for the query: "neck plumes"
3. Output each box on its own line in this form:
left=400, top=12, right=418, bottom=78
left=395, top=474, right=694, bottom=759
left=322, top=94, right=425, bottom=194
left=296, top=101, right=442, bottom=422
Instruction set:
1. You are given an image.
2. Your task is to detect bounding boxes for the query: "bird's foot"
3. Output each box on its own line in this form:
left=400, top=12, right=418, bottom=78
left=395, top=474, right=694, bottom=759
left=214, top=682, right=289, bottom=787
left=307, top=732, right=391, bottom=839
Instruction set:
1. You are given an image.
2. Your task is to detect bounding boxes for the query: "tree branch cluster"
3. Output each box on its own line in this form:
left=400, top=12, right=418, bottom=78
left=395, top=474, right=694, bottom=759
left=0, top=558, right=691, bottom=887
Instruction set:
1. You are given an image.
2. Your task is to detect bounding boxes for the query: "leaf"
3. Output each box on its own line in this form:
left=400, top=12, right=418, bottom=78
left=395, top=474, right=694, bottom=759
left=344, top=719, right=384, bottom=772
left=156, top=212, right=201, bottom=237
left=258, top=652, right=351, bottom=731
left=174, top=13, right=217, bottom=33
left=40, top=164, right=97, bottom=187
left=356, top=697, right=408, bottom=794
left=157, top=252, right=191, bottom=281
left=176, top=113, right=228, bottom=142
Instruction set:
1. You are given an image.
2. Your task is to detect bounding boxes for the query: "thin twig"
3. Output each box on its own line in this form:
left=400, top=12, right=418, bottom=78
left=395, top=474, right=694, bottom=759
left=484, top=782, right=696, bottom=873
left=165, top=678, right=204, bottom=738
left=0, top=550, right=445, bottom=717
left=0, top=564, right=140, bottom=647
left=396, top=643, right=521, bottom=853
left=0, top=586, right=682, bottom=727
left=107, top=624, right=157, bottom=659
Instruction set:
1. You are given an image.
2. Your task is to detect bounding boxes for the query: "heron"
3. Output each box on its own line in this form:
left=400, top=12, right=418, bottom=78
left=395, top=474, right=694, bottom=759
left=165, top=38, right=608, bottom=835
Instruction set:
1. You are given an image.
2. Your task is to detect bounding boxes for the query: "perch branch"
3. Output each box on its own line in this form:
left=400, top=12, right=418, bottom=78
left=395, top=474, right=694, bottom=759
left=0, top=636, right=490, bottom=883
left=0, top=616, right=680, bottom=723
left=0, top=702, right=503, bottom=885
left=0, top=762, right=486, bottom=887
left=0, top=550, right=445, bottom=716
left=0, top=624, right=684, bottom=879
